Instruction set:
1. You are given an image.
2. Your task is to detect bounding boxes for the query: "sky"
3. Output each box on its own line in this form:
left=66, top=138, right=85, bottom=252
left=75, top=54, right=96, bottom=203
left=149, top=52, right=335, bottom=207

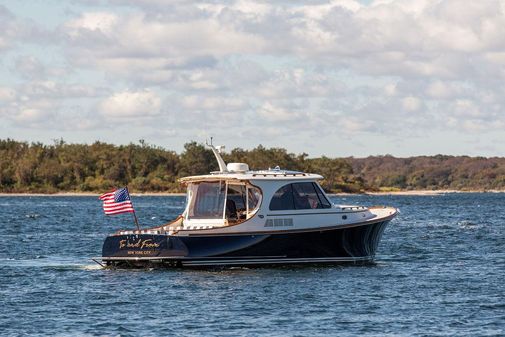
left=0, top=0, right=505, bottom=158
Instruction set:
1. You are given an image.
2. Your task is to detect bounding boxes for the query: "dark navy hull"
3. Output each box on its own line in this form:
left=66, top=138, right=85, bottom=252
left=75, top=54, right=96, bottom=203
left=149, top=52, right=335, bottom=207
left=101, top=220, right=391, bottom=268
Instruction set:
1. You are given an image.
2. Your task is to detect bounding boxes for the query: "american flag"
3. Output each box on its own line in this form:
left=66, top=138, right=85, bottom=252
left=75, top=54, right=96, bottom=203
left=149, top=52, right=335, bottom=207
left=99, top=187, right=135, bottom=215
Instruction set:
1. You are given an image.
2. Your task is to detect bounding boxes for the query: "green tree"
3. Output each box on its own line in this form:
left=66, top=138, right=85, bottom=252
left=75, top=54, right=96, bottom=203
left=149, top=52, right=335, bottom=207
left=178, top=141, right=217, bottom=177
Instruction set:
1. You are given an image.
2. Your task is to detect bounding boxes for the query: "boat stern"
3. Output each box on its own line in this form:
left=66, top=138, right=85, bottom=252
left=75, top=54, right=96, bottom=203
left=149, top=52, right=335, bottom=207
left=101, top=233, right=188, bottom=267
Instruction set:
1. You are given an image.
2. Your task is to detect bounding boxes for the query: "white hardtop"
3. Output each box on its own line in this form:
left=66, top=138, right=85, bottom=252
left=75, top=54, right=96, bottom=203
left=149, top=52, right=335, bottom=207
left=179, top=140, right=323, bottom=183
left=179, top=169, right=323, bottom=183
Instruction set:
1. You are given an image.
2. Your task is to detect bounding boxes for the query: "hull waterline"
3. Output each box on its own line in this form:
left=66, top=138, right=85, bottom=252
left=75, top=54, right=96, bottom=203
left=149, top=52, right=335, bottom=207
left=100, top=219, right=391, bottom=268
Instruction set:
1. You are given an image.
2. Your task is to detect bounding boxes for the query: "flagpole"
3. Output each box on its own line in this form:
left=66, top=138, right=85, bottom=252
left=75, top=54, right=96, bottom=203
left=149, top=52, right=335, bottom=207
left=126, top=186, right=141, bottom=231
left=132, top=210, right=140, bottom=231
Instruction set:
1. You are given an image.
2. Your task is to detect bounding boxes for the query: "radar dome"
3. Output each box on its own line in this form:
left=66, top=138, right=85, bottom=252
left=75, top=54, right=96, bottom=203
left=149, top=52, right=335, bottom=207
left=227, top=163, right=249, bottom=172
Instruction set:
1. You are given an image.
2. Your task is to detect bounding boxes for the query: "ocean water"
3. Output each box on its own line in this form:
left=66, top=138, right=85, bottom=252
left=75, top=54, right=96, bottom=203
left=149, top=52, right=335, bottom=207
left=0, top=193, right=503, bottom=336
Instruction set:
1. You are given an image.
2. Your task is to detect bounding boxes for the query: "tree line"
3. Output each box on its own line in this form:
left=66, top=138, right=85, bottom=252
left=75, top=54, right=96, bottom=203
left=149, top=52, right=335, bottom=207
left=0, top=139, right=504, bottom=193
left=349, top=155, right=505, bottom=191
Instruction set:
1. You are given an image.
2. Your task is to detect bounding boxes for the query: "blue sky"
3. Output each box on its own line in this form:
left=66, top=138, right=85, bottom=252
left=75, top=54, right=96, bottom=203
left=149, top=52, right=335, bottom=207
left=1, top=0, right=504, bottom=157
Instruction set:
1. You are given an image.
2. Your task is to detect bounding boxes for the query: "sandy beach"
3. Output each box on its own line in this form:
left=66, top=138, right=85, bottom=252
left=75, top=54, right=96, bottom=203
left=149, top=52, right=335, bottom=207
left=333, top=190, right=505, bottom=196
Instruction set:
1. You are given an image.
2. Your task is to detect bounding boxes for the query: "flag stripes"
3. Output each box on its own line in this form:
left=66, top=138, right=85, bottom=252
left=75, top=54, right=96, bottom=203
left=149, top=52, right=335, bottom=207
left=99, top=187, right=135, bottom=215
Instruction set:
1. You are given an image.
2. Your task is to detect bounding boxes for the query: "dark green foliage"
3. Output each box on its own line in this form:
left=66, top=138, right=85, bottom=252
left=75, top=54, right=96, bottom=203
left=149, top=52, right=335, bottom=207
left=0, top=139, right=181, bottom=193
left=302, top=156, right=364, bottom=193
left=223, top=145, right=305, bottom=171
left=348, top=155, right=505, bottom=191
left=178, top=142, right=217, bottom=177
left=1, top=138, right=504, bottom=193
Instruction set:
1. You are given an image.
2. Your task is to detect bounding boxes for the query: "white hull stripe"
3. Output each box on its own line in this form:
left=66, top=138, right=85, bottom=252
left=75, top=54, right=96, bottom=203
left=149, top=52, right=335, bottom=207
left=97, top=256, right=373, bottom=265
left=181, top=256, right=372, bottom=266
left=118, top=225, right=216, bottom=235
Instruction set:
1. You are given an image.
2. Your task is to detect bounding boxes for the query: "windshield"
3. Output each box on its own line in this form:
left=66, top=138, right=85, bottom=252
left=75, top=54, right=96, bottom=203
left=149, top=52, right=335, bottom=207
left=187, top=181, right=226, bottom=219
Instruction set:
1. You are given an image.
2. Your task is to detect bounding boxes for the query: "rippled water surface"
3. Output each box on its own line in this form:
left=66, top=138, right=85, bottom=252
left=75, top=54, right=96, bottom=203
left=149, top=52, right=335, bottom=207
left=1, top=194, right=504, bottom=336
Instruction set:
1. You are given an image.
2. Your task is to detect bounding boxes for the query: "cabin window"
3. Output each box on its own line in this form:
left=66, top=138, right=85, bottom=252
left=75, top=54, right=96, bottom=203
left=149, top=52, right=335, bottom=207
left=269, top=184, right=295, bottom=210
left=313, top=183, right=332, bottom=208
left=226, top=184, right=246, bottom=220
left=269, top=182, right=332, bottom=210
left=292, top=182, right=323, bottom=209
left=225, top=184, right=262, bottom=221
left=247, top=186, right=262, bottom=215
left=187, top=181, right=226, bottom=219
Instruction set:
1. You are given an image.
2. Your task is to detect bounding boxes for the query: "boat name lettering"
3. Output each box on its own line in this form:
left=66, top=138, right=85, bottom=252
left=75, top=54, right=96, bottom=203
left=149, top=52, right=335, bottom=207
left=119, top=239, right=160, bottom=249
left=127, top=250, right=154, bottom=255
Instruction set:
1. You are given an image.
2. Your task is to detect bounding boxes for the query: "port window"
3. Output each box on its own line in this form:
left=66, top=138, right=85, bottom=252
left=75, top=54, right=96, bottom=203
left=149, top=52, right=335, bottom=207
left=270, top=182, right=329, bottom=210
left=226, top=184, right=246, bottom=220
left=247, top=186, right=262, bottom=217
left=313, top=183, right=332, bottom=208
left=292, top=182, right=323, bottom=209
left=226, top=184, right=263, bottom=221
left=269, top=184, right=295, bottom=210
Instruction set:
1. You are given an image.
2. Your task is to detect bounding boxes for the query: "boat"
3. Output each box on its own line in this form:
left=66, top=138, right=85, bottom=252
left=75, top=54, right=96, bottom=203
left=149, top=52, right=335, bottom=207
left=98, top=142, right=398, bottom=268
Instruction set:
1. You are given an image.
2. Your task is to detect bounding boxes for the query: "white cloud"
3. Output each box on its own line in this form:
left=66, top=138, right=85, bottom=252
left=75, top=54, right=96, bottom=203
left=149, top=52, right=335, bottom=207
left=13, top=108, right=50, bottom=123
left=383, top=83, right=397, bottom=96
left=402, top=96, right=422, bottom=112
left=180, top=95, right=246, bottom=111
left=3, top=0, right=505, bottom=156
left=21, top=81, right=100, bottom=98
left=64, top=12, right=118, bottom=36
left=0, top=5, right=22, bottom=50
left=56, top=1, right=505, bottom=86
left=62, top=10, right=266, bottom=67
left=100, top=90, right=161, bottom=117
left=0, top=97, right=57, bottom=128
left=451, top=99, right=482, bottom=118
left=426, top=81, right=451, bottom=99
left=256, top=68, right=338, bottom=99
left=0, top=87, right=16, bottom=102
left=257, top=102, right=296, bottom=122
left=14, top=55, right=46, bottom=79
left=339, top=116, right=375, bottom=133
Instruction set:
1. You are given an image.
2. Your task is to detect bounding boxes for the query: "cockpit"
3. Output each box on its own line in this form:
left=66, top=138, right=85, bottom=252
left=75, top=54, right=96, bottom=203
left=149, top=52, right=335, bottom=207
left=184, top=180, right=262, bottom=226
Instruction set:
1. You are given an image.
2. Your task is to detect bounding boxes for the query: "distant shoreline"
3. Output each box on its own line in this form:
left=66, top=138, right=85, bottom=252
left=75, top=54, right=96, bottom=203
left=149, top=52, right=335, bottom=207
left=334, top=190, right=505, bottom=196
left=2, top=139, right=505, bottom=195
left=0, top=192, right=186, bottom=197
left=0, top=190, right=503, bottom=197
left=339, top=190, right=505, bottom=196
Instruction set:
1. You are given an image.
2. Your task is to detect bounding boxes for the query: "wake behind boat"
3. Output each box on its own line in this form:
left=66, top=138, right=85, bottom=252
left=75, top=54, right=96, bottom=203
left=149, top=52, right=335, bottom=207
left=97, top=142, right=398, bottom=268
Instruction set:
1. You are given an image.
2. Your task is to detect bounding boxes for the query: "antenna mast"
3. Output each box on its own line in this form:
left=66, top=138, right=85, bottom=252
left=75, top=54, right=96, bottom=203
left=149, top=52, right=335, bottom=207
left=206, top=138, right=228, bottom=172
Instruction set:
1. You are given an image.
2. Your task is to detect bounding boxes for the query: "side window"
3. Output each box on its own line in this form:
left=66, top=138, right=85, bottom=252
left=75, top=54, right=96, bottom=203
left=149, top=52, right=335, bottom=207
left=247, top=186, right=261, bottom=211
left=269, top=184, right=295, bottom=210
left=292, top=182, right=322, bottom=209
left=313, top=183, right=332, bottom=208
left=227, top=184, right=246, bottom=211
left=269, top=182, right=331, bottom=211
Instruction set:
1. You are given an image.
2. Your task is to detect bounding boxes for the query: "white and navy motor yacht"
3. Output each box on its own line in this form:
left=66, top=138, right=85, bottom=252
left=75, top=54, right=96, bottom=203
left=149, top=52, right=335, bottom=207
left=99, top=143, right=398, bottom=268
